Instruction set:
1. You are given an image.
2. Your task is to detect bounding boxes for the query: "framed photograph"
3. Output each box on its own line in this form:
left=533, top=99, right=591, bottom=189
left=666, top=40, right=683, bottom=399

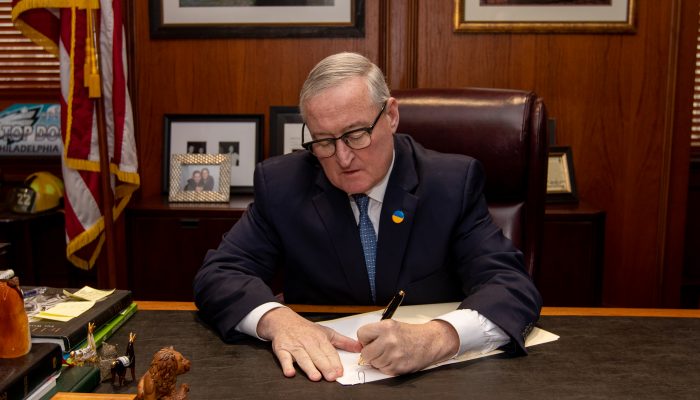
left=547, top=146, right=578, bottom=203
left=163, top=114, right=263, bottom=194
left=169, top=154, right=232, bottom=202
left=454, top=0, right=636, bottom=33
left=270, top=106, right=305, bottom=156
left=149, top=0, right=365, bottom=39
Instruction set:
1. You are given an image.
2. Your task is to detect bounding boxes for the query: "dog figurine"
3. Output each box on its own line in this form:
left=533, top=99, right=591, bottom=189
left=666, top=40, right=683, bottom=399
left=110, top=332, right=136, bottom=386
left=137, top=346, right=191, bottom=400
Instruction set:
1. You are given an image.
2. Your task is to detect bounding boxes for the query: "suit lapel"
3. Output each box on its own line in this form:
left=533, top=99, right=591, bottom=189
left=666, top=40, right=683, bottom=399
left=375, top=136, right=419, bottom=305
left=312, top=173, right=373, bottom=303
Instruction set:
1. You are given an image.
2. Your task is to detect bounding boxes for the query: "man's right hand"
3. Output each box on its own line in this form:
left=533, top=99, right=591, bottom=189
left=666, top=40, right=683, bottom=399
left=256, top=307, right=362, bottom=382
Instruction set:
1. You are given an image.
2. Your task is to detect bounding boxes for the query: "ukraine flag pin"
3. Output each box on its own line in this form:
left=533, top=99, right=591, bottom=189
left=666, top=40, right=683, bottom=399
left=392, top=210, right=405, bottom=224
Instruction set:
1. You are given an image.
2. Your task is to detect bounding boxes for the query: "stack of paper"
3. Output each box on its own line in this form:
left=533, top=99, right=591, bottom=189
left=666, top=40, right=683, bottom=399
left=318, top=302, right=559, bottom=385
left=35, top=286, right=114, bottom=322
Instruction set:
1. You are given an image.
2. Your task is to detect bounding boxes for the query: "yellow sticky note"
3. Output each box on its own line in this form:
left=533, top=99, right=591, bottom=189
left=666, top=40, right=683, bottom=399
left=64, top=286, right=115, bottom=302
left=37, top=300, right=96, bottom=322
left=35, top=313, right=73, bottom=322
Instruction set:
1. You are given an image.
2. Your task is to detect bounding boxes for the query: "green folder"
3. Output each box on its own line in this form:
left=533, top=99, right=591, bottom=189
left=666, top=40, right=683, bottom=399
left=70, top=302, right=138, bottom=354
left=40, top=303, right=138, bottom=399
left=43, top=366, right=101, bottom=398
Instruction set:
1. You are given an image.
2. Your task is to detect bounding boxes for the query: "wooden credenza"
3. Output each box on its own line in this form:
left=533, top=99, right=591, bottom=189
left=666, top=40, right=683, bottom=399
left=126, top=197, right=606, bottom=305
left=125, top=196, right=251, bottom=300
left=539, top=202, right=606, bottom=306
left=0, top=209, right=96, bottom=288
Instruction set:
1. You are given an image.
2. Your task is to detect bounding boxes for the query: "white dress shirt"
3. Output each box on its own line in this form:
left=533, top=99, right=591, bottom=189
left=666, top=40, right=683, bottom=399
left=236, top=151, right=509, bottom=357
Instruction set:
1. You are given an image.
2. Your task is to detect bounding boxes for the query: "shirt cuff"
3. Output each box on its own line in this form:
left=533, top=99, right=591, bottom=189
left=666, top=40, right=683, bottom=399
left=434, top=309, right=510, bottom=357
left=234, top=302, right=286, bottom=340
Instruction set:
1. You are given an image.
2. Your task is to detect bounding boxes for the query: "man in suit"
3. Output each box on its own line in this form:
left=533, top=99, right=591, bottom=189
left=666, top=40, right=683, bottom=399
left=194, top=52, right=541, bottom=382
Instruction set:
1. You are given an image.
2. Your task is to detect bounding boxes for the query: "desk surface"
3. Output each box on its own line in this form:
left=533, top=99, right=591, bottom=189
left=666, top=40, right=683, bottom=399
left=71, top=305, right=700, bottom=400
left=137, top=301, right=700, bottom=318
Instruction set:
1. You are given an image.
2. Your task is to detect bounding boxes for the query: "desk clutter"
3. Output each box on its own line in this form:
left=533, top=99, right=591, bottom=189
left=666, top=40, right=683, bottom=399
left=26, top=286, right=133, bottom=353
left=0, top=273, right=142, bottom=399
left=1, top=271, right=193, bottom=399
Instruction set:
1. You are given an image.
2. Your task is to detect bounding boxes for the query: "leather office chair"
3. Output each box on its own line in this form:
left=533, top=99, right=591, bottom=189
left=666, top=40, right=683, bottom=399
left=392, top=88, right=548, bottom=277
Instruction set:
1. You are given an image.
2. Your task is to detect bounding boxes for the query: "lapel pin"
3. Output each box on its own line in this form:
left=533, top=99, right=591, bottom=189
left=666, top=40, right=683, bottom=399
left=392, top=210, right=405, bottom=224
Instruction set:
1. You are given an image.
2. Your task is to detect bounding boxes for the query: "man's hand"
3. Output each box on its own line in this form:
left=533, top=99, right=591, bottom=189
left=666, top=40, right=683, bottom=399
left=257, top=307, right=362, bottom=382
left=356, top=319, right=459, bottom=375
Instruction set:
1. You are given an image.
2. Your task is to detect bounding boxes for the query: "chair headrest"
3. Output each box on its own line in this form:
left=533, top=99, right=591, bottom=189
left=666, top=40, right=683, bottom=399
left=393, top=88, right=544, bottom=201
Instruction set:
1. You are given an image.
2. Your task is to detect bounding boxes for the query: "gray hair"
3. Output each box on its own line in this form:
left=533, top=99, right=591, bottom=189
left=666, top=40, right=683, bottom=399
left=299, top=52, right=390, bottom=121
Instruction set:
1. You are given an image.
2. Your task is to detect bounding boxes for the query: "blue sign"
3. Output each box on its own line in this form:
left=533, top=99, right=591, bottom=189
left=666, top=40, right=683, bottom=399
left=0, top=103, right=61, bottom=156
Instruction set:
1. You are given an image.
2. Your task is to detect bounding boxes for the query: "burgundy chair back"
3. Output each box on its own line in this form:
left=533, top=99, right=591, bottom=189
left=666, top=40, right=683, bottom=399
left=392, top=88, right=547, bottom=277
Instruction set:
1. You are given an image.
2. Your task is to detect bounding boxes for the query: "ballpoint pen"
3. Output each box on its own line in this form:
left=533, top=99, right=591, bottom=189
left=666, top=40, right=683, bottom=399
left=381, top=290, right=405, bottom=320
left=22, top=286, right=47, bottom=299
left=358, top=290, right=406, bottom=365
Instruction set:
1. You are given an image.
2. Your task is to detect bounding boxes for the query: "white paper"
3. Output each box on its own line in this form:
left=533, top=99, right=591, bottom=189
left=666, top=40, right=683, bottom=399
left=318, top=303, right=559, bottom=385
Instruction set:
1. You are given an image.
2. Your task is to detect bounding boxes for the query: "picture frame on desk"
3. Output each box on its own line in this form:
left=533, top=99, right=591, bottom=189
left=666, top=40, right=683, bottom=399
left=547, top=146, right=578, bottom=203
left=163, top=114, right=262, bottom=194
left=454, top=0, right=636, bottom=33
left=149, top=0, right=365, bottom=39
left=269, top=106, right=305, bottom=156
left=168, top=154, right=232, bottom=203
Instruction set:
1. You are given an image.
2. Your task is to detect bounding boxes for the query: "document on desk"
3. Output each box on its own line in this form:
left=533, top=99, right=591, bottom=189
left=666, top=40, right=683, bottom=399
left=64, top=286, right=116, bottom=302
left=318, top=302, right=559, bottom=385
left=36, top=300, right=96, bottom=322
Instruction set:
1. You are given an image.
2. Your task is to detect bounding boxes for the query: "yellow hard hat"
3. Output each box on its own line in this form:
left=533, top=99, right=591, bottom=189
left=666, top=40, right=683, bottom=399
left=11, top=172, right=65, bottom=213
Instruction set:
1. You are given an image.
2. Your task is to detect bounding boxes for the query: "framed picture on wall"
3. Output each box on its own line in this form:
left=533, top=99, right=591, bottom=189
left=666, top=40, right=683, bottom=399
left=546, top=146, right=578, bottom=203
left=149, top=0, right=365, bottom=39
left=163, top=114, right=263, bottom=194
left=454, top=0, right=636, bottom=33
left=168, top=154, right=232, bottom=202
left=270, top=106, right=305, bottom=156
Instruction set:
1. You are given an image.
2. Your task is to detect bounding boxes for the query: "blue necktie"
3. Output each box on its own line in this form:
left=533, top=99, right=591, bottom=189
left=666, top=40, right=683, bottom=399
left=353, top=194, right=377, bottom=302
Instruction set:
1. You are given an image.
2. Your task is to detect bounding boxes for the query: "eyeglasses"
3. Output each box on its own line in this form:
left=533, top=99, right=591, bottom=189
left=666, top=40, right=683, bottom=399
left=301, top=101, right=387, bottom=159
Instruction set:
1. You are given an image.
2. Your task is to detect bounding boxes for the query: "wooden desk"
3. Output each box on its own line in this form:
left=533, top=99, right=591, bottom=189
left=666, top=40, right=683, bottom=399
left=52, top=303, right=700, bottom=400
left=135, top=301, right=700, bottom=318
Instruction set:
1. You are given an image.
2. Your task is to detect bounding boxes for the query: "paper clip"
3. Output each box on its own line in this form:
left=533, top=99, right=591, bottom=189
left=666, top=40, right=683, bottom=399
left=357, top=368, right=366, bottom=384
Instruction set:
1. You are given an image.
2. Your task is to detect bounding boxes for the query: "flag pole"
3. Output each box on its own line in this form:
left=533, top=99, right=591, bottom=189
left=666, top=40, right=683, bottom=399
left=86, top=4, right=118, bottom=289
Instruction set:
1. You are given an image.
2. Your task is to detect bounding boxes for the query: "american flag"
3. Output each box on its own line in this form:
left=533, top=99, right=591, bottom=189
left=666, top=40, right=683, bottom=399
left=12, top=0, right=139, bottom=270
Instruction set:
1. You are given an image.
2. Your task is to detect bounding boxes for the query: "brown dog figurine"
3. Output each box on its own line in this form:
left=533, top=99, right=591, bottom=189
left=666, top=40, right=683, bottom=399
left=136, top=346, right=191, bottom=400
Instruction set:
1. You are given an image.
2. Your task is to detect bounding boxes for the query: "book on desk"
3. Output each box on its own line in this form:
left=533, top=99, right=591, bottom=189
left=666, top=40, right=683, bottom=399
left=28, top=288, right=134, bottom=353
left=0, top=342, right=62, bottom=400
left=3, top=286, right=136, bottom=399
left=39, top=365, right=101, bottom=400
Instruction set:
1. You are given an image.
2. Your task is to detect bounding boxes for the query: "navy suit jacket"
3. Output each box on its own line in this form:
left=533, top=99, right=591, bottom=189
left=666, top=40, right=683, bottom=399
left=194, top=134, right=542, bottom=353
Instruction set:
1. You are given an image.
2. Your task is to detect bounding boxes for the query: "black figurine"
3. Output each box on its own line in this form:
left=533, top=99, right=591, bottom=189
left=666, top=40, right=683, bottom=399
left=111, top=332, right=136, bottom=386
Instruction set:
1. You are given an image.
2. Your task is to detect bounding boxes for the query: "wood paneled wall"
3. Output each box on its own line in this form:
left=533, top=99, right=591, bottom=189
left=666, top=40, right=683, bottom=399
left=129, top=0, right=382, bottom=200
left=125, top=0, right=692, bottom=307
left=404, top=1, right=691, bottom=308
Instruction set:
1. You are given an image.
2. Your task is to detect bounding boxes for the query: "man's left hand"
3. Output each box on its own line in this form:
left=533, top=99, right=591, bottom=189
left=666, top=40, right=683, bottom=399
left=356, top=319, right=459, bottom=375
